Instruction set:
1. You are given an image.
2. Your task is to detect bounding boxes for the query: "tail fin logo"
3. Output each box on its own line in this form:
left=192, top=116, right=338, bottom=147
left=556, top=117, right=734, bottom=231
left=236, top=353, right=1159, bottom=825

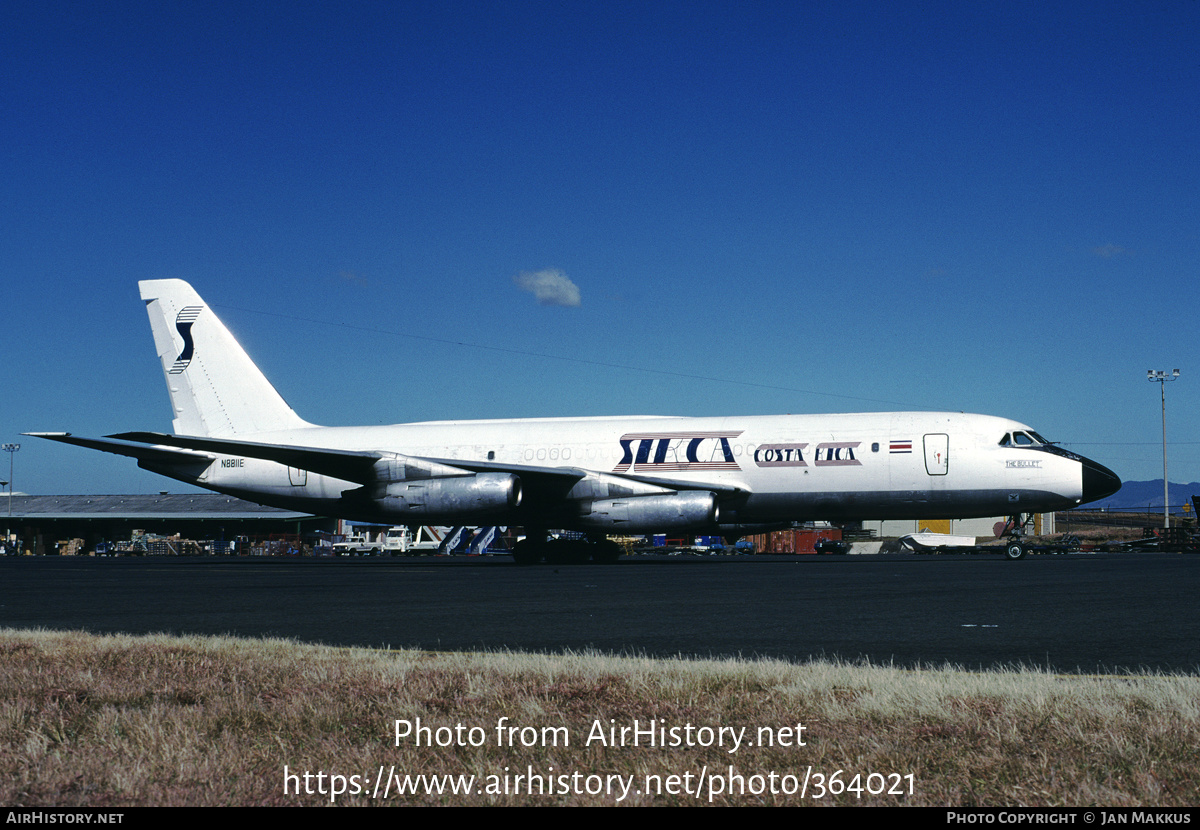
left=168, top=306, right=203, bottom=374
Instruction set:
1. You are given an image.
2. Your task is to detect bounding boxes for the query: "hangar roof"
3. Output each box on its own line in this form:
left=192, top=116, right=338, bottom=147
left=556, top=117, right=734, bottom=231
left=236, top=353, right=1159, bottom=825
left=2, top=494, right=313, bottom=520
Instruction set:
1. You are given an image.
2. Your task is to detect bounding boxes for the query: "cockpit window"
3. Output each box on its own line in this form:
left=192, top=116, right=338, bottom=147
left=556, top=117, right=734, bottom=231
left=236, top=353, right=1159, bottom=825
left=1000, top=431, right=1046, bottom=447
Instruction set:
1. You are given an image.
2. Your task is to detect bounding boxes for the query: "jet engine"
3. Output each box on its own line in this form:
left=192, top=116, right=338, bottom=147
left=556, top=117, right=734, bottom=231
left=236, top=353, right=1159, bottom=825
left=576, top=491, right=718, bottom=531
left=374, top=472, right=522, bottom=520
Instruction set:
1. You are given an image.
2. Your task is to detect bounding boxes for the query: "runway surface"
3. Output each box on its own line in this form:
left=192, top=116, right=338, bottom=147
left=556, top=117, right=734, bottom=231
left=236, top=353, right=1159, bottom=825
left=2, top=552, right=1197, bottom=674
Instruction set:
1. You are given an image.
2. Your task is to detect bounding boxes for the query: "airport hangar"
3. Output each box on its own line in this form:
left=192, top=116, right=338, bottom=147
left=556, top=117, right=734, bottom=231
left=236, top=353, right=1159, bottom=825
left=3, top=493, right=337, bottom=556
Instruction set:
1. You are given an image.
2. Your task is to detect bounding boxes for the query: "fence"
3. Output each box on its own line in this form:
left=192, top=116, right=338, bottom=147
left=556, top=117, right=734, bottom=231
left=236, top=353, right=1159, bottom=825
left=1056, top=508, right=1195, bottom=530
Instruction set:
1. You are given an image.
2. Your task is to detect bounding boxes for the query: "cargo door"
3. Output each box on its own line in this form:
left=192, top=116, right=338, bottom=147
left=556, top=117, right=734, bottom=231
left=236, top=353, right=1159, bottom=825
left=923, top=434, right=948, bottom=476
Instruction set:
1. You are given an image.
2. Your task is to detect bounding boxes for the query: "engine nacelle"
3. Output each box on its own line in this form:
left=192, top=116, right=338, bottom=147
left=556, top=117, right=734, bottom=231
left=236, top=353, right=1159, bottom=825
left=576, top=491, right=719, bottom=532
left=375, top=473, right=522, bottom=520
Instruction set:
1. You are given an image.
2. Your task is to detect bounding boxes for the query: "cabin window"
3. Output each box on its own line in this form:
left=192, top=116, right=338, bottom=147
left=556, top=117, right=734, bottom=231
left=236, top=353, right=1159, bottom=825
left=871, top=442, right=879, bottom=452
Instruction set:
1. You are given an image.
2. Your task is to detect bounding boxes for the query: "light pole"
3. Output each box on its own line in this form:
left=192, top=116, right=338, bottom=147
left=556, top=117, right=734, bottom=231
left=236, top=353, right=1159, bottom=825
left=1147, top=371, right=1179, bottom=529
left=2, top=443, right=18, bottom=550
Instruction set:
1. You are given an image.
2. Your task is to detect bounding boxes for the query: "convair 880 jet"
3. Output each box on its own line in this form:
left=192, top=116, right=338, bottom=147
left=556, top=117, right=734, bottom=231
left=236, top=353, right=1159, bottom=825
left=29, top=280, right=1120, bottom=562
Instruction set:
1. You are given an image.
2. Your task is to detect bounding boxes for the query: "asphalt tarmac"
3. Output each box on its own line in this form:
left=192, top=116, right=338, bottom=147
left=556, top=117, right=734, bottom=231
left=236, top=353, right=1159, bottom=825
left=2, top=552, right=1197, bottom=674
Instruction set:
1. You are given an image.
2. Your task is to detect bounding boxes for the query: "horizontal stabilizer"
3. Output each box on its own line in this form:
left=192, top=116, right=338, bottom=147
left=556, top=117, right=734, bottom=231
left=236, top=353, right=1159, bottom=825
left=24, top=432, right=214, bottom=465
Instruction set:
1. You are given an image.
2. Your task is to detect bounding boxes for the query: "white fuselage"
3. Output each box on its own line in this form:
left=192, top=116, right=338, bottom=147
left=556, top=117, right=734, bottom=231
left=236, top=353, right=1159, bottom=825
left=187, top=410, right=1087, bottom=528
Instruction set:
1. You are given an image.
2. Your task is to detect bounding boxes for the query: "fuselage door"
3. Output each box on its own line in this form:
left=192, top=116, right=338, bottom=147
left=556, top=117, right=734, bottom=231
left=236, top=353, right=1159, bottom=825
left=288, top=466, right=307, bottom=486
left=923, top=434, right=949, bottom=476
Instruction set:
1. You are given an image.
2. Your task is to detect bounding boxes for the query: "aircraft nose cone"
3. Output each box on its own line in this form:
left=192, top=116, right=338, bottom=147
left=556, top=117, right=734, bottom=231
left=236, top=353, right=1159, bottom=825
left=1081, top=458, right=1121, bottom=504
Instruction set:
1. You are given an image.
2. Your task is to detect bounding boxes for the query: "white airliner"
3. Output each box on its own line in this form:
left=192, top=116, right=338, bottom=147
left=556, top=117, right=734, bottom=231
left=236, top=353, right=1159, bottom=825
left=30, top=279, right=1120, bottom=562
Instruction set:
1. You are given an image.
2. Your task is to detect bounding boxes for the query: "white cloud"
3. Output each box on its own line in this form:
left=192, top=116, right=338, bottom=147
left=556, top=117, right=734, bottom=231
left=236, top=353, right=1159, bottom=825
left=513, top=269, right=581, bottom=307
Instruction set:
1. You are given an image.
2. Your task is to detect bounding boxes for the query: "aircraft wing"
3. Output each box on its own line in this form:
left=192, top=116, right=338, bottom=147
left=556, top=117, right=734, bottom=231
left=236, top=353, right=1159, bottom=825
left=104, top=431, right=746, bottom=496
left=107, top=431, right=593, bottom=490
left=417, top=456, right=747, bottom=496
left=109, top=431, right=414, bottom=484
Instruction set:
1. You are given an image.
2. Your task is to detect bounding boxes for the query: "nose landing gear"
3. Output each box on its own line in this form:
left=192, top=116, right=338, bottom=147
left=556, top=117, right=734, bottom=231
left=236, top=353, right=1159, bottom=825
left=1001, top=513, right=1031, bottom=560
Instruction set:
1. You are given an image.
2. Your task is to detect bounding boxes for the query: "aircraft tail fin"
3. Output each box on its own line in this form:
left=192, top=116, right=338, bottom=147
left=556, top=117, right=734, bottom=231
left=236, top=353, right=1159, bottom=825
left=138, top=279, right=312, bottom=437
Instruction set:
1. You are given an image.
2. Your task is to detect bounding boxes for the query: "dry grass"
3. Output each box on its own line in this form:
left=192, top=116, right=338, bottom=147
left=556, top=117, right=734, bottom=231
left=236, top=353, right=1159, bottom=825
left=1, top=628, right=1197, bottom=806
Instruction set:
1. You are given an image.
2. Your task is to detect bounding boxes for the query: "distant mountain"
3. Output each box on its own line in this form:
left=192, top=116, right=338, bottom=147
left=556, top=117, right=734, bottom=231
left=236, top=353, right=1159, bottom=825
left=1084, top=479, right=1200, bottom=512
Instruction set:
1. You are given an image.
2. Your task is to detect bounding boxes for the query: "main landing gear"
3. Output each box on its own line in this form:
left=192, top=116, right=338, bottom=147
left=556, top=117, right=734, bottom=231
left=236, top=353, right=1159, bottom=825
left=510, top=530, right=623, bottom=565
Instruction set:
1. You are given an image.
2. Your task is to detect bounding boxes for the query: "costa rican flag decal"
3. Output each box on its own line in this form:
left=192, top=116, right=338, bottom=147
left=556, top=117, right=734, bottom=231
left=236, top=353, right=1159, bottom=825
left=890, top=440, right=913, bottom=454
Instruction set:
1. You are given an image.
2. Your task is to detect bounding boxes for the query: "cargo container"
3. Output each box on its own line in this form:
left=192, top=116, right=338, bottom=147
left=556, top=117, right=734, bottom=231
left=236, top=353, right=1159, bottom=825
left=745, top=527, right=842, bottom=554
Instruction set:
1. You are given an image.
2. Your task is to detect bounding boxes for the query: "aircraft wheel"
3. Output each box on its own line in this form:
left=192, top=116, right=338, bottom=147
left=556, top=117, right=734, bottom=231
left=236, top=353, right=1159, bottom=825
left=1004, top=542, right=1026, bottom=560
left=511, top=540, right=541, bottom=566
left=592, top=540, right=623, bottom=564
left=546, top=539, right=590, bottom=564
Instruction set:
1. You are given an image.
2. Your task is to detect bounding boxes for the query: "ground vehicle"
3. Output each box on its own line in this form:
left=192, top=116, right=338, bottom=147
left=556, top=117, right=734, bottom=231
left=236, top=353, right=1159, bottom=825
left=331, top=528, right=410, bottom=555
left=331, top=535, right=377, bottom=555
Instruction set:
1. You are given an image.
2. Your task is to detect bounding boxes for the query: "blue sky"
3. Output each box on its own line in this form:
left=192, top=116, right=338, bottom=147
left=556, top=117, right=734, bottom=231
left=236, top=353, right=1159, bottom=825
left=4, top=1, right=1198, bottom=494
